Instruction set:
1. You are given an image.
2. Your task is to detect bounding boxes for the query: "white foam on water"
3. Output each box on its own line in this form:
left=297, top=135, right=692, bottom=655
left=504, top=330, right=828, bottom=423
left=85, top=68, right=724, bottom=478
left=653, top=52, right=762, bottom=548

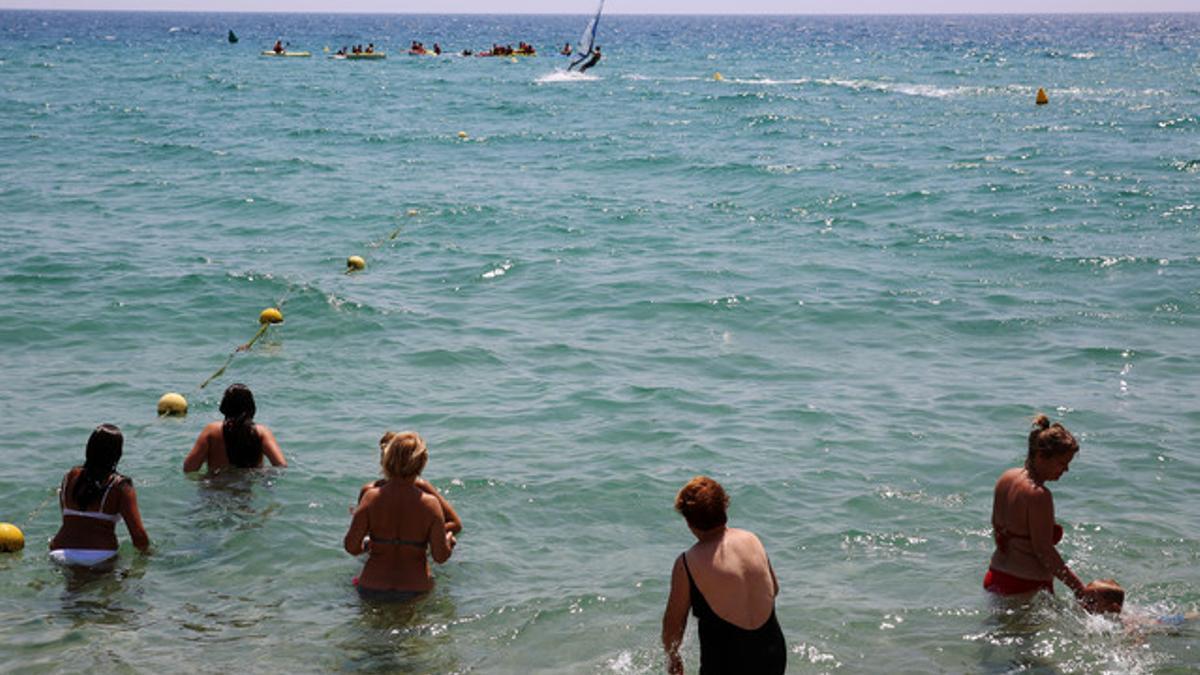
left=537, top=70, right=600, bottom=84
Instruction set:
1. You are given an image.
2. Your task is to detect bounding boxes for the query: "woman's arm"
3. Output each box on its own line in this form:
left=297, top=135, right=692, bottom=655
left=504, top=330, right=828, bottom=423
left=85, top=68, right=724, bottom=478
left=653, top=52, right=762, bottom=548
left=119, top=481, right=150, bottom=552
left=343, top=498, right=370, bottom=555
left=416, top=478, right=462, bottom=534
left=258, top=425, right=287, bottom=467
left=661, top=555, right=691, bottom=675
left=1028, top=489, right=1085, bottom=597
left=182, top=425, right=211, bottom=473
left=426, top=497, right=454, bottom=564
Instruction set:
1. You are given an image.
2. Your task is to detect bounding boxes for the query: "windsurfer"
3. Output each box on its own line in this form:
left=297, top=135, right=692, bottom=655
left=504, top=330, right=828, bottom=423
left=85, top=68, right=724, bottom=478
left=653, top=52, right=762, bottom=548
left=572, top=45, right=601, bottom=72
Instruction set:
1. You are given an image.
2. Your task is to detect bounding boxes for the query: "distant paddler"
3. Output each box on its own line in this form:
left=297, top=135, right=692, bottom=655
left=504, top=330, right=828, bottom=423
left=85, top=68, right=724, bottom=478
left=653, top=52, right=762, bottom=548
left=273, top=39, right=283, bottom=55
left=227, top=29, right=238, bottom=44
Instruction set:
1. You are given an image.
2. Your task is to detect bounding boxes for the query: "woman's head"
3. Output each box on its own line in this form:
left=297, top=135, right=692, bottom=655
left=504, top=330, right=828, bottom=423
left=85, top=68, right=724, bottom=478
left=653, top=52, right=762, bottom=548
left=74, top=424, right=123, bottom=508
left=1026, top=414, right=1078, bottom=481
left=1084, top=578, right=1125, bottom=614
left=674, top=476, right=729, bottom=532
left=220, top=383, right=256, bottom=421
left=85, top=423, right=123, bottom=472
left=381, top=431, right=428, bottom=480
left=220, top=383, right=262, bottom=468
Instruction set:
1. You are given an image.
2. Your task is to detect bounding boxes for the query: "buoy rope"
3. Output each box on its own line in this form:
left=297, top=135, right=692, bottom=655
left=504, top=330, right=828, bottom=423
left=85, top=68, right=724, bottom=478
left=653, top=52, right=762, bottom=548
left=195, top=283, right=295, bottom=391
left=19, top=489, right=56, bottom=530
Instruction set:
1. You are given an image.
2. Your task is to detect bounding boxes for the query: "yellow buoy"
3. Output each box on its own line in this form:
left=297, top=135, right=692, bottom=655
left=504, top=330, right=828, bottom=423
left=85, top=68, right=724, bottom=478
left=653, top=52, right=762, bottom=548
left=407, top=208, right=419, bottom=216
left=259, top=307, right=283, bottom=324
left=713, top=72, right=724, bottom=81
left=347, top=255, right=366, bottom=271
left=457, top=130, right=468, bottom=139
left=157, top=392, right=188, bottom=416
left=0, top=522, right=25, bottom=552
left=1036, top=88, right=1048, bottom=105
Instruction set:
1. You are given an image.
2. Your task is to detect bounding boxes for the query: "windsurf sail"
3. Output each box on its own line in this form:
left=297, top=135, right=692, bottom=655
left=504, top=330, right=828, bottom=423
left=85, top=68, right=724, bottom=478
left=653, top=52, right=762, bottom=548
left=228, top=29, right=238, bottom=43
left=570, top=0, right=604, bottom=69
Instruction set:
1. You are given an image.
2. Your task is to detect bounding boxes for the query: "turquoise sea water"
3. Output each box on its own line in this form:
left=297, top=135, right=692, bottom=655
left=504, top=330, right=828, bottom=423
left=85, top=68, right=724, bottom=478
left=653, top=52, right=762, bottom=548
left=1, top=10, right=1198, bottom=672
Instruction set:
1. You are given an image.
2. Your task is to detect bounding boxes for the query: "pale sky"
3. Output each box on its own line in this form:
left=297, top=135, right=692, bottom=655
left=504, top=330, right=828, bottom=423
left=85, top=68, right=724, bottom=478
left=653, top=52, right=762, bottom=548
left=2, top=1, right=1197, bottom=14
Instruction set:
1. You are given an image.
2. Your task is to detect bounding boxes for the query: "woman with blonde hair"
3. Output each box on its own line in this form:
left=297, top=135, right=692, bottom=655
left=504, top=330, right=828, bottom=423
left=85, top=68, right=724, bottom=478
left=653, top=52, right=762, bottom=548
left=344, top=431, right=459, bottom=600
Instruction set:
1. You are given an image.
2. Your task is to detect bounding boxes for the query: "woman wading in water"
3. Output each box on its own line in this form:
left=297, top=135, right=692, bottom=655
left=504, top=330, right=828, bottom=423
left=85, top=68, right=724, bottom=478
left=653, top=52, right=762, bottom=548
left=986, top=415, right=1101, bottom=607
left=344, top=431, right=458, bottom=601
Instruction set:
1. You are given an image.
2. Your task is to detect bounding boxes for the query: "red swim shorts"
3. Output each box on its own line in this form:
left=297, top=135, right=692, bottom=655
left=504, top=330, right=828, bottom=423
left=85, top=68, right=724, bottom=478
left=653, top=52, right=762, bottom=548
left=983, top=567, right=1053, bottom=596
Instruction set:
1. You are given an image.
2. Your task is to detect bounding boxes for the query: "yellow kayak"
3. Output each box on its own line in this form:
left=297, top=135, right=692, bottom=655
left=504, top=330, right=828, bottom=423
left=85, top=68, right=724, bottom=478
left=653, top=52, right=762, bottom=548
left=344, top=52, right=386, bottom=60
left=261, top=50, right=311, bottom=57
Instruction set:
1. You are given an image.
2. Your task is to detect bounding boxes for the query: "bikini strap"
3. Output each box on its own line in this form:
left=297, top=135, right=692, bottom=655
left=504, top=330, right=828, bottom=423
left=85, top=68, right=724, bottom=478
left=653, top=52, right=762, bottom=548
left=58, top=469, right=73, bottom=509
left=98, top=473, right=126, bottom=513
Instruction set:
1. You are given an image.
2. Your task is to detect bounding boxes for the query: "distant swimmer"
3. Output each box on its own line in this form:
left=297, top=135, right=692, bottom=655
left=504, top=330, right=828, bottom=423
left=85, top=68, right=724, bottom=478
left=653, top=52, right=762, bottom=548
left=182, top=383, right=287, bottom=473
left=560, top=42, right=572, bottom=55
left=570, top=45, right=601, bottom=73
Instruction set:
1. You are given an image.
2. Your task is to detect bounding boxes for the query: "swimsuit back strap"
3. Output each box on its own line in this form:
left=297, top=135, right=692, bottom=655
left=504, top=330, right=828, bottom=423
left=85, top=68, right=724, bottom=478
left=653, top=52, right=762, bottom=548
left=98, top=474, right=122, bottom=513
left=370, top=537, right=426, bottom=547
left=58, top=470, right=72, bottom=509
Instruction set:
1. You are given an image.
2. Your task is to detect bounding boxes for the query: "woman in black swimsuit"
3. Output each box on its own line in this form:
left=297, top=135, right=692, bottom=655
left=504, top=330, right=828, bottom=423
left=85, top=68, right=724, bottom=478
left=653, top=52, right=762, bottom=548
left=661, top=476, right=786, bottom=674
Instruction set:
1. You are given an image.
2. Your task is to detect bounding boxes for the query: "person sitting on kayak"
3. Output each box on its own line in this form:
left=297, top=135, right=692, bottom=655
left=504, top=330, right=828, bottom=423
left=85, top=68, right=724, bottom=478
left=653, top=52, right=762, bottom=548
left=273, top=40, right=283, bottom=54
left=433, top=43, right=442, bottom=55
left=366, top=43, right=375, bottom=54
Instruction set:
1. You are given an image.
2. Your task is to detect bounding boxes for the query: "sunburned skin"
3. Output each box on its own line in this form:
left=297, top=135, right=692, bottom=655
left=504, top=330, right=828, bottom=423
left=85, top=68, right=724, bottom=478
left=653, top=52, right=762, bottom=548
left=343, top=477, right=454, bottom=592
left=989, top=461, right=1079, bottom=588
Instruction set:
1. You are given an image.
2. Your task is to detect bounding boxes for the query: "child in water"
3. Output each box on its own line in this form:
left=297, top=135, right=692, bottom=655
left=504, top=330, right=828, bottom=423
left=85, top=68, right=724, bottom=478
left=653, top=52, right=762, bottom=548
left=1084, top=579, right=1198, bottom=629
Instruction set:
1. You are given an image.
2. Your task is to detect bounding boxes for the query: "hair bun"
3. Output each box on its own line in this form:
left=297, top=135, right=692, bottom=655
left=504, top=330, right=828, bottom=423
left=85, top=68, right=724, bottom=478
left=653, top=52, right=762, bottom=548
left=1032, top=414, right=1051, bottom=430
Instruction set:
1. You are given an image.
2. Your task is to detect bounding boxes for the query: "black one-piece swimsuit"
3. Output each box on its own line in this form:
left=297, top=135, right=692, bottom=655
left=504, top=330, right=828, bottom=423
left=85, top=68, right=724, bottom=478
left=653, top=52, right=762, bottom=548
left=681, top=554, right=787, bottom=675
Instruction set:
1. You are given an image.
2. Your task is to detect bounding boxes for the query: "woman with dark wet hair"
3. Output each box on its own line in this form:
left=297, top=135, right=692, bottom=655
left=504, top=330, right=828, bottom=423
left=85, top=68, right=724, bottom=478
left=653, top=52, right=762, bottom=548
left=50, top=424, right=150, bottom=566
left=183, top=383, right=286, bottom=472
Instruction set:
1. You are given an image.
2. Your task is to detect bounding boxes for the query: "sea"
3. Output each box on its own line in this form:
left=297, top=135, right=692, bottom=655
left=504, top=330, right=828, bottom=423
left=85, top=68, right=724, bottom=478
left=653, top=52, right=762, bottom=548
left=0, top=10, right=1197, bottom=673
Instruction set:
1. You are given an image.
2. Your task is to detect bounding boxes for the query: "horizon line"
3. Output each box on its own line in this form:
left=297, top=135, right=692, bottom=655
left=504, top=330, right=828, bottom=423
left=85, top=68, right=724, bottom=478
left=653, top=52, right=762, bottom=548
left=2, top=7, right=1198, bottom=16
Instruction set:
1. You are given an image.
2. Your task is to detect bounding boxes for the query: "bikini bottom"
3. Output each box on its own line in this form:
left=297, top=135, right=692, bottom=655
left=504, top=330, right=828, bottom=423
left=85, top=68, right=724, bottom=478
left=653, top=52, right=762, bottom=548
left=50, top=549, right=118, bottom=567
left=983, top=567, right=1053, bottom=596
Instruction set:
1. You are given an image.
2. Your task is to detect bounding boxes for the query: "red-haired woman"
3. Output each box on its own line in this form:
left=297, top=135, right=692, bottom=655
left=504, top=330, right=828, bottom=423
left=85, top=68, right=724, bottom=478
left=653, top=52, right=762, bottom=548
left=986, top=415, right=1099, bottom=606
left=662, top=476, right=785, bottom=674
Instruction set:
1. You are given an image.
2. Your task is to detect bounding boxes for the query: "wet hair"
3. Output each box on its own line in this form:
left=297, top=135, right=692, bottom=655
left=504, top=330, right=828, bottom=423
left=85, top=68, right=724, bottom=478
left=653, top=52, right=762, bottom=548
left=220, top=383, right=262, bottom=468
left=1088, top=579, right=1125, bottom=614
left=674, top=476, right=729, bottom=531
left=1026, top=414, right=1079, bottom=466
left=73, top=424, right=123, bottom=509
left=381, top=431, right=428, bottom=480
